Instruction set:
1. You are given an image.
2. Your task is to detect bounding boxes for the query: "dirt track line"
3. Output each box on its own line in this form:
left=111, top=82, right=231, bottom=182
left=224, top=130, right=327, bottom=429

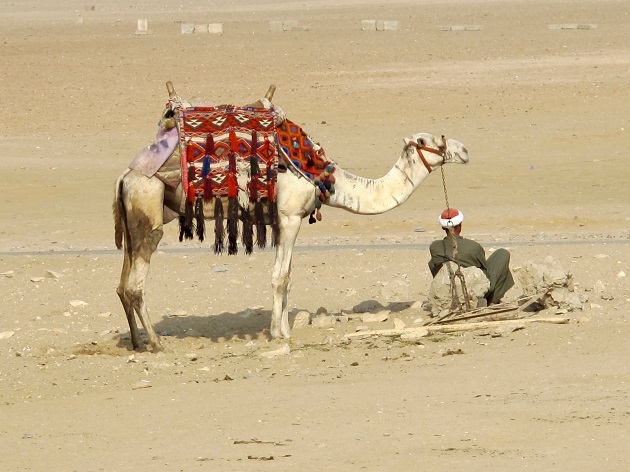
left=1, top=238, right=629, bottom=257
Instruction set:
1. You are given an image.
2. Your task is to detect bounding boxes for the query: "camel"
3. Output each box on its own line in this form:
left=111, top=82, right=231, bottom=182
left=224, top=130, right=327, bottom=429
left=113, top=88, right=469, bottom=351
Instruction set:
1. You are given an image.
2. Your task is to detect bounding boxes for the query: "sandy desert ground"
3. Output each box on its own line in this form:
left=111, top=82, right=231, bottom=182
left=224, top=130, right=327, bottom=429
left=1, top=0, right=629, bottom=470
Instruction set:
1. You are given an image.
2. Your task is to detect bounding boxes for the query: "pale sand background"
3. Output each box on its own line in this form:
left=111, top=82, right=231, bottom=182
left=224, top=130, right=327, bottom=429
left=1, top=1, right=629, bottom=470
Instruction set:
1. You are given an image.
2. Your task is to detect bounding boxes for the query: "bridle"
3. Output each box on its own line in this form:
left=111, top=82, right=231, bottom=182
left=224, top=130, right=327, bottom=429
left=409, top=135, right=448, bottom=174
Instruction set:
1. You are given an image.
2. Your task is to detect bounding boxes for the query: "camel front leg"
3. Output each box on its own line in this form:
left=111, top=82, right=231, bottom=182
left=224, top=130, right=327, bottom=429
left=270, top=215, right=302, bottom=338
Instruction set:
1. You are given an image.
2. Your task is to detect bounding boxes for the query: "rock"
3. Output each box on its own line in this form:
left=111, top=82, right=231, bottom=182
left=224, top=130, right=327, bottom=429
left=45, top=270, right=61, bottom=279
left=360, top=311, right=390, bottom=323
left=429, top=262, right=490, bottom=316
left=211, top=265, right=229, bottom=272
left=393, top=318, right=405, bottom=330
left=69, top=300, right=88, bottom=307
left=312, top=312, right=336, bottom=328
left=131, top=380, right=152, bottom=390
left=549, top=288, right=583, bottom=311
left=618, top=271, right=626, bottom=278
left=30, top=277, right=45, bottom=283
left=2, top=271, right=14, bottom=278
left=593, top=280, right=606, bottom=293
left=292, top=310, right=311, bottom=329
left=400, top=328, right=429, bottom=341
left=409, top=300, right=424, bottom=310
left=493, top=322, right=525, bottom=337
left=0, top=331, right=15, bottom=340
left=517, top=256, right=582, bottom=311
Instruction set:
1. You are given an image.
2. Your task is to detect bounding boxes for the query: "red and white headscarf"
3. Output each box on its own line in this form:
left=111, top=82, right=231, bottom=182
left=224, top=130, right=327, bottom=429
left=438, top=208, right=464, bottom=228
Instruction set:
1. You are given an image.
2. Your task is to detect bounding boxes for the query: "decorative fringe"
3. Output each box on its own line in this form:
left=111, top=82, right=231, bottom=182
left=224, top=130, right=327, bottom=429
left=309, top=211, right=316, bottom=225
left=195, top=195, right=205, bottom=242
left=183, top=166, right=196, bottom=237
left=227, top=196, right=239, bottom=255
left=269, top=200, right=280, bottom=246
left=178, top=215, right=194, bottom=241
left=255, top=200, right=266, bottom=248
left=201, top=157, right=211, bottom=178
left=213, top=197, right=225, bottom=254
left=203, top=176, right=213, bottom=200
left=241, top=206, right=253, bottom=255
left=250, top=156, right=260, bottom=177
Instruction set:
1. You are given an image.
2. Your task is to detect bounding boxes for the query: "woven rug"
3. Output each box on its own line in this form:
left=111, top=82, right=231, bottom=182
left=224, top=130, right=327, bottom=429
left=277, top=119, right=330, bottom=179
left=178, top=105, right=279, bottom=202
left=175, top=104, right=335, bottom=253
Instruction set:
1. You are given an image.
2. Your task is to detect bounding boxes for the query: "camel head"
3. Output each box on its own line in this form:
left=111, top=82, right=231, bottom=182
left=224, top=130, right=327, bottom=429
left=403, top=133, right=469, bottom=173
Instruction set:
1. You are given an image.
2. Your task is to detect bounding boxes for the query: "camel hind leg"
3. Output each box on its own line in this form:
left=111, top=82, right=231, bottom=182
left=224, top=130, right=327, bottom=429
left=115, top=172, right=166, bottom=351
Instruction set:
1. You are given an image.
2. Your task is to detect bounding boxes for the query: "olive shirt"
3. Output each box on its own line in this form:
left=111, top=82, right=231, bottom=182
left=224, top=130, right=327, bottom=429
left=428, top=235, right=515, bottom=304
left=428, top=236, right=487, bottom=278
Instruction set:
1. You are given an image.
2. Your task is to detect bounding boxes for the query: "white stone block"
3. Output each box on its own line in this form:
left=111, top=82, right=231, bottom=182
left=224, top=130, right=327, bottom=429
left=181, top=23, right=194, bottom=34
left=282, top=20, right=298, bottom=31
left=208, top=23, right=223, bottom=34
left=269, top=21, right=283, bottom=32
left=383, top=20, right=399, bottom=31
left=361, top=19, right=376, bottom=31
left=194, top=24, right=209, bottom=34
left=135, top=19, right=148, bottom=35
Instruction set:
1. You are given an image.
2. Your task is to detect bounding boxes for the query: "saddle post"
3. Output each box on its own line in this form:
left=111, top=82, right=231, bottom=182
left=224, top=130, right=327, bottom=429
left=264, top=84, right=276, bottom=102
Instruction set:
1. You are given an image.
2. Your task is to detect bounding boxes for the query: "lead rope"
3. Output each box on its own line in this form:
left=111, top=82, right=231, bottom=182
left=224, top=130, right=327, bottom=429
left=440, top=167, right=472, bottom=312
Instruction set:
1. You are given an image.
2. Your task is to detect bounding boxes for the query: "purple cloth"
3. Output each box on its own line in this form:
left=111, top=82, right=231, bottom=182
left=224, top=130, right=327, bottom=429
left=128, top=127, right=179, bottom=177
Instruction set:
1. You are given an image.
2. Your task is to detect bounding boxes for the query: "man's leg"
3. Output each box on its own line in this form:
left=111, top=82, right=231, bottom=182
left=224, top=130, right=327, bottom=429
left=485, top=248, right=515, bottom=304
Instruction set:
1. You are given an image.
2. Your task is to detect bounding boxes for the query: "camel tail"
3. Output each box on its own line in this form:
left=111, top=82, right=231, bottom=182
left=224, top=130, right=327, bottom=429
left=113, top=170, right=130, bottom=250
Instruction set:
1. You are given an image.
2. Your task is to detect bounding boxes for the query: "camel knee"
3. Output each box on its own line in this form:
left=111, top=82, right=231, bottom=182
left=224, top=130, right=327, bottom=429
left=272, top=273, right=290, bottom=291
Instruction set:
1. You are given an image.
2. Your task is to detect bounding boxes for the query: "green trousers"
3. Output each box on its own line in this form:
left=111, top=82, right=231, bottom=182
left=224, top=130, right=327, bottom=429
left=485, top=248, right=515, bottom=304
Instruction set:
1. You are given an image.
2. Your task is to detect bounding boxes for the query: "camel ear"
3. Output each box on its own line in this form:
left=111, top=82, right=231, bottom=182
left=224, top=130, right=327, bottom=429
left=403, top=137, right=412, bottom=146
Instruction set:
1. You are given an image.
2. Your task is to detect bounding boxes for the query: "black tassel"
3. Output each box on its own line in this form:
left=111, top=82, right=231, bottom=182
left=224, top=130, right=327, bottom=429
left=179, top=215, right=194, bottom=241
left=195, top=195, right=205, bottom=242
left=183, top=199, right=194, bottom=238
left=309, top=211, right=316, bottom=225
left=241, top=206, right=253, bottom=255
left=227, top=196, right=239, bottom=255
left=250, top=156, right=260, bottom=177
left=269, top=200, right=280, bottom=246
left=213, top=197, right=225, bottom=254
left=255, top=200, right=266, bottom=248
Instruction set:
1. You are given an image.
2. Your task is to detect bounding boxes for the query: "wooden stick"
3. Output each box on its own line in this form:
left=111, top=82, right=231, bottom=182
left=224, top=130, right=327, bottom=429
left=426, top=316, right=568, bottom=333
left=345, top=316, right=569, bottom=339
left=166, top=81, right=176, bottom=98
left=264, top=84, right=276, bottom=101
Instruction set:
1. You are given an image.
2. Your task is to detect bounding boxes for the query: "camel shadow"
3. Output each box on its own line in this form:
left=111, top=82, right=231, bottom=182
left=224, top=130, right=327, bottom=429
left=114, top=298, right=421, bottom=349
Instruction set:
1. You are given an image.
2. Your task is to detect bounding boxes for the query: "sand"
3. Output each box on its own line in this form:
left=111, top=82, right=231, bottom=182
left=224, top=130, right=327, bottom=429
left=1, top=0, right=629, bottom=470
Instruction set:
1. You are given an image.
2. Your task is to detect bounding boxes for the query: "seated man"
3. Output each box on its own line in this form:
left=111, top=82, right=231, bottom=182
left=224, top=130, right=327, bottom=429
left=428, top=208, right=514, bottom=305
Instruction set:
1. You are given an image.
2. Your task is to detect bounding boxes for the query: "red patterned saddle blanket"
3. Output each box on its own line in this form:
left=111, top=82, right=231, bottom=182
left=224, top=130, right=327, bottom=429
left=175, top=104, right=334, bottom=254
left=179, top=105, right=279, bottom=203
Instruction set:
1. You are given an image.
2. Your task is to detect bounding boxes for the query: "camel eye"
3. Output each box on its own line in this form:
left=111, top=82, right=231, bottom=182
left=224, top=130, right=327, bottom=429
left=416, top=138, right=425, bottom=146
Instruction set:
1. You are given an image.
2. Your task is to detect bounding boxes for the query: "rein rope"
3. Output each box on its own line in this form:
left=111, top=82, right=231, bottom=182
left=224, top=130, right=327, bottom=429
left=440, top=161, right=472, bottom=312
